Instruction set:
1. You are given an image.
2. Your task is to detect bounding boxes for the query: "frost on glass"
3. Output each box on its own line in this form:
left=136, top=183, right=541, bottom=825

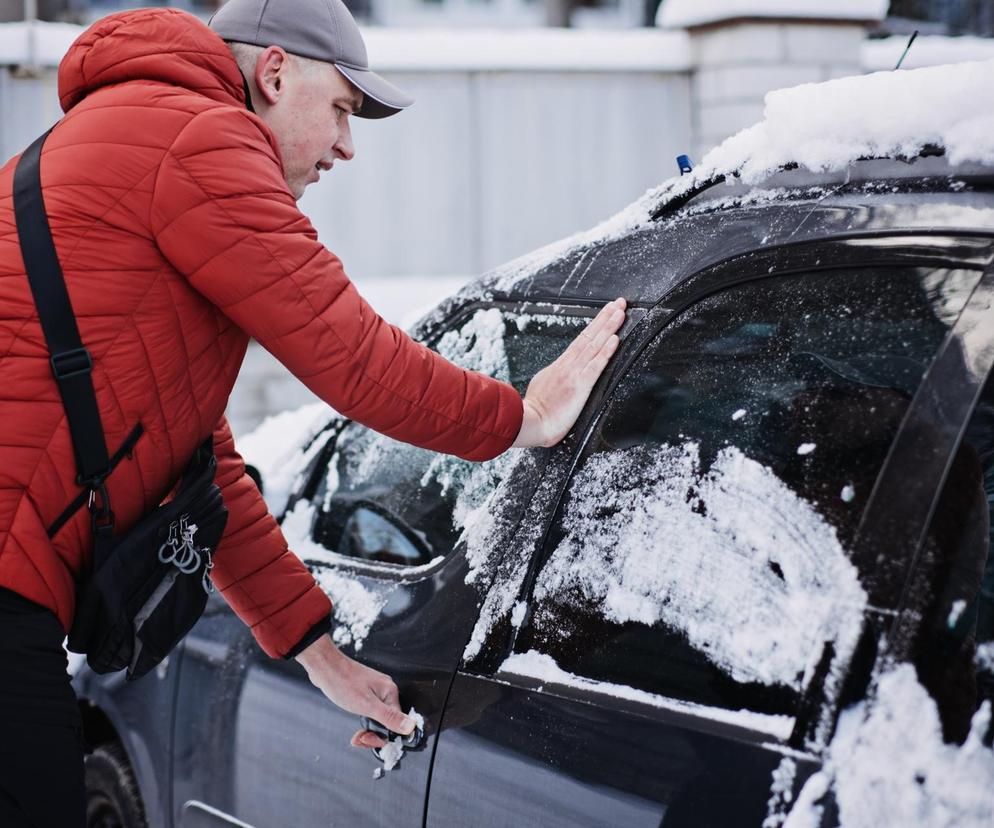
left=304, top=308, right=582, bottom=647
left=321, top=309, right=578, bottom=558
left=533, top=441, right=867, bottom=691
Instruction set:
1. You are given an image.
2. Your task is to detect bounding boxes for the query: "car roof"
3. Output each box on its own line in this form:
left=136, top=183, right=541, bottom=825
left=477, top=155, right=994, bottom=309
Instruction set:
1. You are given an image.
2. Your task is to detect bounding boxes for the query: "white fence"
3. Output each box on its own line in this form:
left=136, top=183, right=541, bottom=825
left=300, top=29, right=693, bottom=280
left=0, top=24, right=693, bottom=281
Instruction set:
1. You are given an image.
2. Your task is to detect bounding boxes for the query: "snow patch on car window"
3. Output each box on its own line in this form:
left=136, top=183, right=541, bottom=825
left=977, top=642, right=994, bottom=674
left=330, top=309, right=567, bottom=557
left=499, top=650, right=794, bottom=740
left=281, top=501, right=395, bottom=651
left=237, top=403, right=340, bottom=517
left=784, top=664, right=994, bottom=828
left=461, top=452, right=557, bottom=662
left=534, top=442, right=867, bottom=691
left=764, top=757, right=799, bottom=828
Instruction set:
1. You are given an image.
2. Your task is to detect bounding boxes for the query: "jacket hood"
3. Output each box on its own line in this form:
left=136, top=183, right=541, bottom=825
left=58, top=8, right=246, bottom=113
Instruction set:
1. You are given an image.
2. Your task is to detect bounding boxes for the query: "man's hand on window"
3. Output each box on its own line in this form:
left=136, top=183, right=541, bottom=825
left=513, top=297, right=626, bottom=449
left=295, top=634, right=415, bottom=749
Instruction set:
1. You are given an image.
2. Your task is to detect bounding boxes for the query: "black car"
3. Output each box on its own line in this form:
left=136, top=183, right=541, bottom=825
left=74, top=150, right=994, bottom=827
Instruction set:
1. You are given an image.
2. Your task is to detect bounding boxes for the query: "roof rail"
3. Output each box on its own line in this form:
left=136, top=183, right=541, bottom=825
left=649, top=147, right=950, bottom=223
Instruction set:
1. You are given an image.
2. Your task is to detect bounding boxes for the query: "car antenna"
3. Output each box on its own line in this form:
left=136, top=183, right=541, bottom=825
left=894, top=29, right=919, bottom=70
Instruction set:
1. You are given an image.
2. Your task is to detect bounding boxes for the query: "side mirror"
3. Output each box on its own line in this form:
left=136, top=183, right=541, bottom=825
left=340, top=505, right=433, bottom=567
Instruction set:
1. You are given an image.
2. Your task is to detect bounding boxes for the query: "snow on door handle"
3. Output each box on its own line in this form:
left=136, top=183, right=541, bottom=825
left=360, top=710, right=427, bottom=778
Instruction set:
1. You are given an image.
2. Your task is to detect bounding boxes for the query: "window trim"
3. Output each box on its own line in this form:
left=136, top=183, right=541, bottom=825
left=488, top=667, right=819, bottom=756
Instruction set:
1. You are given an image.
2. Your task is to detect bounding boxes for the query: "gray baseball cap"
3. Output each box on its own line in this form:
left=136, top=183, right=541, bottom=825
left=209, top=0, right=413, bottom=119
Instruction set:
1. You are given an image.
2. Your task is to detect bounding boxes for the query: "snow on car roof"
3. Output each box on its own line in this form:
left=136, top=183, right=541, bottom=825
left=682, top=59, right=994, bottom=192
left=657, top=0, right=888, bottom=29
left=488, top=59, right=994, bottom=295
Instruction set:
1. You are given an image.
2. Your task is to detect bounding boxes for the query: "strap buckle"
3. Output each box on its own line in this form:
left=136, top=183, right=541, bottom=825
left=87, top=482, right=115, bottom=534
left=50, top=347, right=92, bottom=380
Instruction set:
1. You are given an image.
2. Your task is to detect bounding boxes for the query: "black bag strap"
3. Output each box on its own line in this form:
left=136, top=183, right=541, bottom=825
left=13, top=129, right=111, bottom=487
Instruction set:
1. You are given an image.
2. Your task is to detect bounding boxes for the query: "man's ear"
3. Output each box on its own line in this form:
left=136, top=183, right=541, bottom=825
left=255, top=46, right=290, bottom=106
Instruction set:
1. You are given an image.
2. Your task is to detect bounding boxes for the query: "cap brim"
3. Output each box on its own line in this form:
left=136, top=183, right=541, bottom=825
left=334, top=64, right=413, bottom=119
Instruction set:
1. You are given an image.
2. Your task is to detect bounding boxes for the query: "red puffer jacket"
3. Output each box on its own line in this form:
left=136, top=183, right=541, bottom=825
left=0, top=9, right=522, bottom=657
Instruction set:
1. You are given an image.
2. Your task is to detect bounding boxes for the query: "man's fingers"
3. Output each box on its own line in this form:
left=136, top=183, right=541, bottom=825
left=562, top=298, right=626, bottom=363
left=351, top=729, right=386, bottom=749
left=374, top=701, right=416, bottom=735
left=578, top=309, right=622, bottom=363
left=580, top=334, right=620, bottom=380
left=375, top=677, right=401, bottom=711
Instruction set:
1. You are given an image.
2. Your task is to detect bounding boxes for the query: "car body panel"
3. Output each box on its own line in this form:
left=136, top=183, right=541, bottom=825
left=428, top=672, right=819, bottom=828
left=168, top=550, right=485, bottom=828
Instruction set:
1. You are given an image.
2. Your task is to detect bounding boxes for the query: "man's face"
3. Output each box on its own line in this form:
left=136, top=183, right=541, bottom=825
left=255, top=50, right=363, bottom=200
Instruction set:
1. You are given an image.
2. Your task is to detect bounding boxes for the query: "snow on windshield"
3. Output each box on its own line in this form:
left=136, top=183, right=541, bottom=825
left=783, top=664, right=994, bottom=828
left=236, top=402, right=340, bottom=517
left=490, top=59, right=994, bottom=294
left=533, top=442, right=867, bottom=691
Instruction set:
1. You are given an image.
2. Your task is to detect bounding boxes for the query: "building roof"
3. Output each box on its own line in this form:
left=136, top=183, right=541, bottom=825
left=657, top=0, right=889, bottom=30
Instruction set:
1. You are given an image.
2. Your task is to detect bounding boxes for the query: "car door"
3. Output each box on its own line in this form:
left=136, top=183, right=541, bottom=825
left=169, top=303, right=590, bottom=828
left=427, top=254, right=990, bottom=827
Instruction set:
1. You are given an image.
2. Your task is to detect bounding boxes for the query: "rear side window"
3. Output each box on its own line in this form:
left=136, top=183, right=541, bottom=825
left=907, top=371, right=994, bottom=744
left=304, top=308, right=585, bottom=567
left=514, top=266, right=982, bottom=725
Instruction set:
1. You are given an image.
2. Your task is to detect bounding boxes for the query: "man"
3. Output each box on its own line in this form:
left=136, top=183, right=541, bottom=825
left=0, top=0, right=624, bottom=824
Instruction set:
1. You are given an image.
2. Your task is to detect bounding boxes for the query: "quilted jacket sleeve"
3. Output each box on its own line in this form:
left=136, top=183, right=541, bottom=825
left=151, top=106, right=523, bottom=462
left=210, top=417, right=332, bottom=658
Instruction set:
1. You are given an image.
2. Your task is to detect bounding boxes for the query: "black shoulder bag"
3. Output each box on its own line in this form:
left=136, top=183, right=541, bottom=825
left=14, top=129, right=228, bottom=681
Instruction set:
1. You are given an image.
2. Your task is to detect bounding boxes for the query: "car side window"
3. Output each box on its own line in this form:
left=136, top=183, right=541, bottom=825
left=306, top=308, right=586, bottom=568
left=908, top=370, right=994, bottom=744
left=514, top=266, right=983, bottom=724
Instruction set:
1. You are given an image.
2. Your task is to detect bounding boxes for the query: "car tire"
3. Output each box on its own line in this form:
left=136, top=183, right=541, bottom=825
left=85, top=741, right=148, bottom=828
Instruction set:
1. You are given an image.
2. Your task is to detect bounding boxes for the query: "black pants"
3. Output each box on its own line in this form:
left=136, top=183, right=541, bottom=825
left=0, top=588, right=86, bottom=828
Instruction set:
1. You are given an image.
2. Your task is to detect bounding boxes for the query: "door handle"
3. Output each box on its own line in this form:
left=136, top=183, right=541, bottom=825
left=360, top=714, right=426, bottom=765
